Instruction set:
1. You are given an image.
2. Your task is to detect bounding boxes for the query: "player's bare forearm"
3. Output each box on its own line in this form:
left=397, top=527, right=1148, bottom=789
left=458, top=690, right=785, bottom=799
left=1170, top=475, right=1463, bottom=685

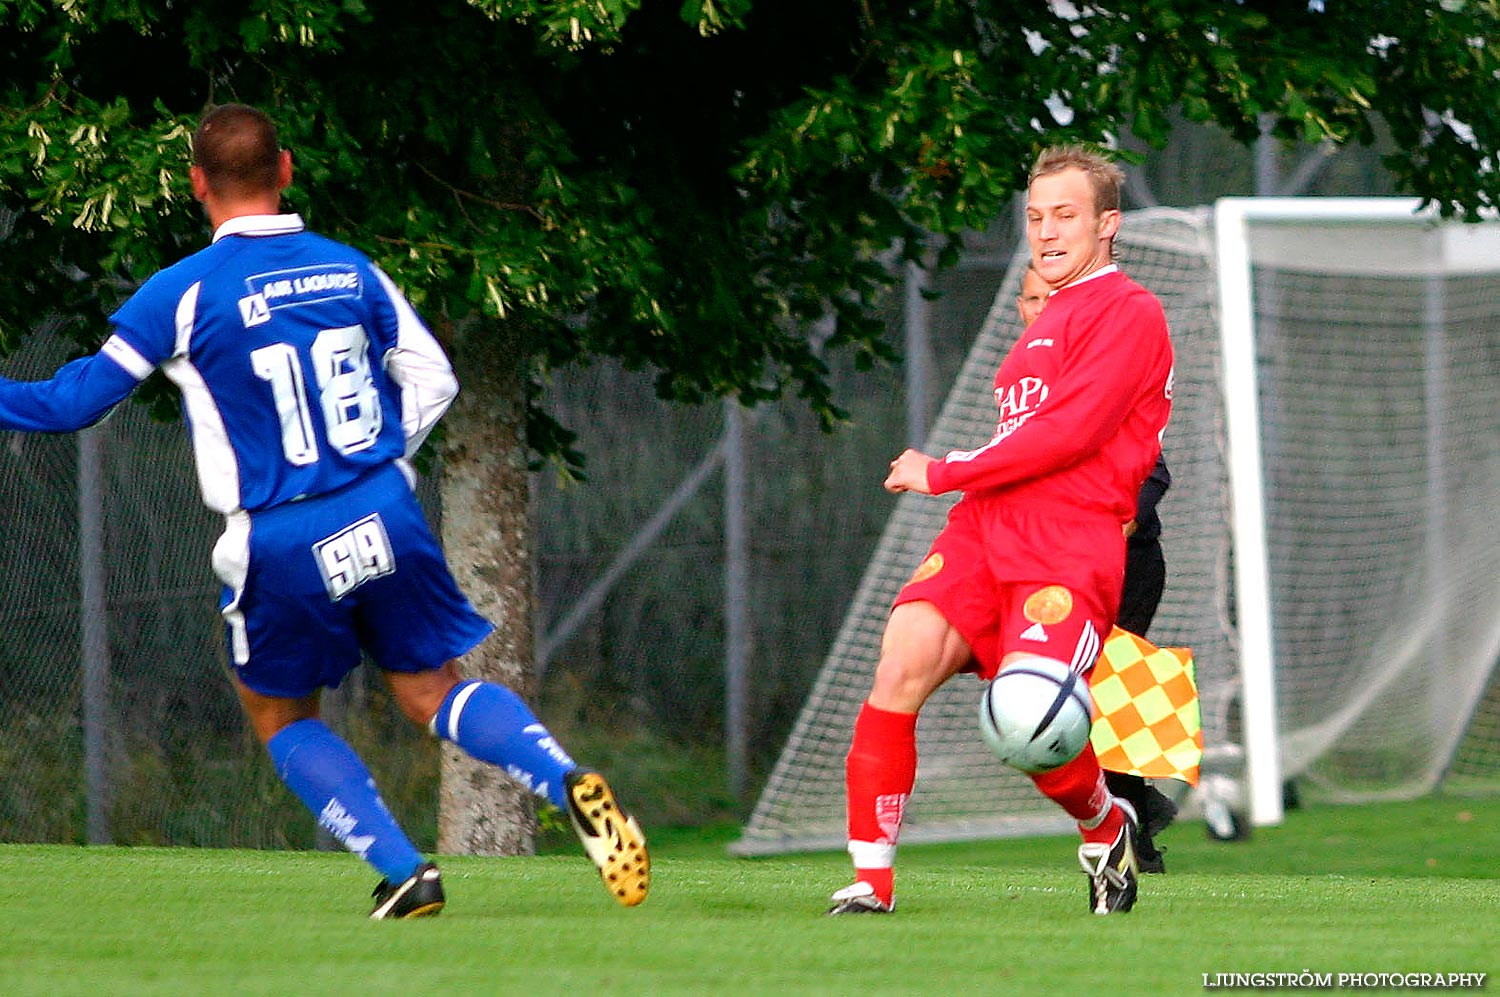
left=884, top=449, right=935, bottom=494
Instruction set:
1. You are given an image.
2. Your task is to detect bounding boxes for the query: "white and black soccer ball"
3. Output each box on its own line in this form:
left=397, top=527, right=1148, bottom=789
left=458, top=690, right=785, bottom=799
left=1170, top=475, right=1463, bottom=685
left=978, top=656, right=1094, bottom=774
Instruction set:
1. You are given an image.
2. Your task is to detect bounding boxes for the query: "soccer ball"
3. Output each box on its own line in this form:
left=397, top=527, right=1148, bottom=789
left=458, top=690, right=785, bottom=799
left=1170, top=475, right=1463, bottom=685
left=978, top=656, right=1094, bottom=773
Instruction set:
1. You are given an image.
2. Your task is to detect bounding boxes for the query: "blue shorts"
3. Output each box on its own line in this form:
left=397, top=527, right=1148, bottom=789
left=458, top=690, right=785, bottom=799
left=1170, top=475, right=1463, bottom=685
left=216, top=463, right=494, bottom=698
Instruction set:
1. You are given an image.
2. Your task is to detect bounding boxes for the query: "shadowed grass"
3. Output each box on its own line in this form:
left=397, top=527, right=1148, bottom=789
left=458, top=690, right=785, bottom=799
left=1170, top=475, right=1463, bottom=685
left=2, top=796, right=1496, bottom=994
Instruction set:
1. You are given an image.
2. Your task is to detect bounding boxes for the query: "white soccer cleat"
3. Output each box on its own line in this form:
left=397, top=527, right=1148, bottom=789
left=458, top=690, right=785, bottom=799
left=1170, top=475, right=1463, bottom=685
left=826, top=880, right=895, bottom=915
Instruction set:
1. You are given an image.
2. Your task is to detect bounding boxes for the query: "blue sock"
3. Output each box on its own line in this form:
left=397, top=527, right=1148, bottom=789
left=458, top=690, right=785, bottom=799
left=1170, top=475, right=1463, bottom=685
left=267, top=718, right=425, bottom=884
left=432, top=680, right=576, bottom=810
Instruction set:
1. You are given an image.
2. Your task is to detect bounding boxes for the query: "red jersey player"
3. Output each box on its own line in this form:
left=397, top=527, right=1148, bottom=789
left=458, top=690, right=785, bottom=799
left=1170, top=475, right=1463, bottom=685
left=829, top=145, right=1174, bottom=917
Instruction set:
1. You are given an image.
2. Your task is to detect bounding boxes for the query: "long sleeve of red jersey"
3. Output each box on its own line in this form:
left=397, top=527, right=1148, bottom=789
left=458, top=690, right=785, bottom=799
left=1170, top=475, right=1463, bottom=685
left=925, top=275, right=1170, bottom=497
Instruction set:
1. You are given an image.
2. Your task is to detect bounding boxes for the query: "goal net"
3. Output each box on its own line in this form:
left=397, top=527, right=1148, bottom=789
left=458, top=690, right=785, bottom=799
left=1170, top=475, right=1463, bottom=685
left=734, top=201, right=1500, bottom=855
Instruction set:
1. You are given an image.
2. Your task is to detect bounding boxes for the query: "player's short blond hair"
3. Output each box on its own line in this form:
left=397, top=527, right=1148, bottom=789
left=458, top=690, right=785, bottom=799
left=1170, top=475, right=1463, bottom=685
left=1028, top=145, right=1125, bottom=216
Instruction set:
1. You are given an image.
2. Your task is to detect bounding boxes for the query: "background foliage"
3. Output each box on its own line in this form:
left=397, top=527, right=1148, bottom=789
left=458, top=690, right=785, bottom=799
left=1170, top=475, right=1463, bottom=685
left=5, top=1, right=1498, bottom=441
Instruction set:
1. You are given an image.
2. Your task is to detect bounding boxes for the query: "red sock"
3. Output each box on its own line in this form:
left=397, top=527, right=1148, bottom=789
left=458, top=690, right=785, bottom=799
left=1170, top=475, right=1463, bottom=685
left=857, top=867, right=895, bottom=905
left=844, top=701, right=918, bottom=904
left=1031, top=744, right=1120, bottom=843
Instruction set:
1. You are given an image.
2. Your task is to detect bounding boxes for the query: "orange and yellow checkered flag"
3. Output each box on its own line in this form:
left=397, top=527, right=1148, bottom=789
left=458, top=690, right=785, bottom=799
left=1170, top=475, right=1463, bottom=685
left=1089, top=626, right=1203, bottom=785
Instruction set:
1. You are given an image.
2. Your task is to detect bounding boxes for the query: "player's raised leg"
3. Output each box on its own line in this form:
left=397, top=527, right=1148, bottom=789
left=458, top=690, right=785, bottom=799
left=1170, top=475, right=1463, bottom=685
left=389, top=663, right=650, bottom=907
left=993, top=586, right=1141, bottom=916
left=1033, top=745, right=1139, bottom=914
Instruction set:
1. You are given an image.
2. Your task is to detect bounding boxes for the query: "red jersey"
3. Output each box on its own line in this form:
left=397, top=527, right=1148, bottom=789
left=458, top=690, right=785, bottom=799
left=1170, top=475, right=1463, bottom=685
left=925, top=267, right=1172, bottom=523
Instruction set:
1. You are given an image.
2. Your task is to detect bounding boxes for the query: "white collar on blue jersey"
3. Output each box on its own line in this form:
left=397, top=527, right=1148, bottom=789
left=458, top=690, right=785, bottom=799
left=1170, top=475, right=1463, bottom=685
left=211, top=213, right=306, bottom=243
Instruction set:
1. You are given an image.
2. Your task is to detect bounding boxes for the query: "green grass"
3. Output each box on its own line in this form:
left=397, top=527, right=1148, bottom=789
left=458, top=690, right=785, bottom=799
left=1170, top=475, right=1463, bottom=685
left=3, top=796, right=1498, bottom=995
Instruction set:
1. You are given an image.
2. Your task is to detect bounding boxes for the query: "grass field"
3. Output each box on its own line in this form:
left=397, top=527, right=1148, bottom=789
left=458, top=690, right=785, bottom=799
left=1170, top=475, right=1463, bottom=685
left=2, top=795, right=1497, bottom=995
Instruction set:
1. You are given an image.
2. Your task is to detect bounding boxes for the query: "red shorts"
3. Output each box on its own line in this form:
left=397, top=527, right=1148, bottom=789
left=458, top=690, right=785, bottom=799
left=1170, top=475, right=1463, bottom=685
left=893, top=495, right=1125, bottom=680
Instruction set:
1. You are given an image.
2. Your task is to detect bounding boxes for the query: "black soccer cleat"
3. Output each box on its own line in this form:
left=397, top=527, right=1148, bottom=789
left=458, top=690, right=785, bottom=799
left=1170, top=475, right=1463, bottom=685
left=1136, top=783, right=1179, bottom=873
left=1078, top=802, right=1139, bottom=915
left=370, top=861, right=445, bottom=920
left=1135, top=836, right=1167, bottom=875
left=566, top=768, right=650, bottom=907
left=1103, top=773, right=1178, bottom=874
left=1141, top=782, right=1180, bottom=839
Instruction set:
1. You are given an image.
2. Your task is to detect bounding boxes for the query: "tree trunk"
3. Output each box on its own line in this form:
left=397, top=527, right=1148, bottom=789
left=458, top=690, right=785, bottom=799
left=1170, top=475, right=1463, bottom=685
left=436, top=320, right=536, bottom=856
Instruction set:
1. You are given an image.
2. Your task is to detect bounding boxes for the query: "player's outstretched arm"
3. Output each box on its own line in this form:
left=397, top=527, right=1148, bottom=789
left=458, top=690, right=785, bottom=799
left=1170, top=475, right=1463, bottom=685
left=0, top=350, right=141, bottom=433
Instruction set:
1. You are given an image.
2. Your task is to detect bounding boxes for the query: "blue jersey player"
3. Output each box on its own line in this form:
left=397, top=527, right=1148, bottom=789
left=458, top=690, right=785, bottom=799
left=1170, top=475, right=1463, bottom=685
left=0, top=104, right=648, bottom=918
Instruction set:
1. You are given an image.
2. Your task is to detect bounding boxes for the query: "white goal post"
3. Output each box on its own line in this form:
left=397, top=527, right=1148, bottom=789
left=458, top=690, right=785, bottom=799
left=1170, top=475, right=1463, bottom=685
left=735, top=199, right=1500, bottom=856
left=1220, top=197, right=1500, bottom=826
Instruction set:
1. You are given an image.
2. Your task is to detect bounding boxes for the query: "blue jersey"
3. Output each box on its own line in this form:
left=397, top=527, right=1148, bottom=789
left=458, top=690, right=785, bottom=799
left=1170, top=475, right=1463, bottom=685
left=0, top=214, right=459, bottom=515
left=1, top=213, right=490, bottom=688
